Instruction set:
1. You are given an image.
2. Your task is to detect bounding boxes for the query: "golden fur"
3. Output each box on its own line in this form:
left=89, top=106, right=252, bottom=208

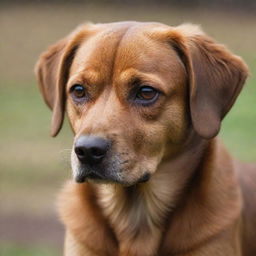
left=35, top=22, right=256, bottom=255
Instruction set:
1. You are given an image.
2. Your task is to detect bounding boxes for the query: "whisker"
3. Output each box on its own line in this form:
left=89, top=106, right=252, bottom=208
left=59, top=149, right=72, bottom=167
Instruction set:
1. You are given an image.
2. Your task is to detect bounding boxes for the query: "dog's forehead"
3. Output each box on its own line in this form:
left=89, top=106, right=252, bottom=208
left=70, top=22, right=183, bottom=84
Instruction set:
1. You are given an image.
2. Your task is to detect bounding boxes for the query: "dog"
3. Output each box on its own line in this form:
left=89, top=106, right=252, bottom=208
left=35, top=22, right=256, bottom=255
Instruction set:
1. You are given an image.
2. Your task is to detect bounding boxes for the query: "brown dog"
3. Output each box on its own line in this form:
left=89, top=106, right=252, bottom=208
left=35, top=22, right=256, bottom=256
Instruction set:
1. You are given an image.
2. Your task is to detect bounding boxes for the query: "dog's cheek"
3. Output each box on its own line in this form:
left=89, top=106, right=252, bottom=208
left=143, top=128, right=166, bottom=157
left=165, top=99, right=190, bottom=144
left=66, top=100, right=83, bottom=134
left=131, top=123, right=166, bottom=174
left=150, top=99, right=190, bottom=160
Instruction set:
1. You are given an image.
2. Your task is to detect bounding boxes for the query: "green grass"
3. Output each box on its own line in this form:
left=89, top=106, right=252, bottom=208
left=0, top=245, right=58, bottom=256
left=0, top=2, right=255, bottom=254
left=220, top=58, right=256, bottom=161
left=0, top=82, right=72, bottom=214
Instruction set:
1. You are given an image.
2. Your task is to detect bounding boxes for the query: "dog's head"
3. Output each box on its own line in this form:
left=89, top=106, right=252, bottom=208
left=35, top=22, right=248, bottom=185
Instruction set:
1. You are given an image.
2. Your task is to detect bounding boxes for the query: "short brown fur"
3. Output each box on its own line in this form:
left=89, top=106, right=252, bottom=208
left=35, top=22, right=256, bottom=256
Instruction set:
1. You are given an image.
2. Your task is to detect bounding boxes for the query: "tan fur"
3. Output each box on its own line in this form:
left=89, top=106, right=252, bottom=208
left=35, top=22, right=256, bottom=255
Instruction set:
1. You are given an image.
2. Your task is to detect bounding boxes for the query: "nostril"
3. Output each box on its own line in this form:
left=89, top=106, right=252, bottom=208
left=90, top=147, right=106, bottom=158
left=75, top=147, right=86, bottom=158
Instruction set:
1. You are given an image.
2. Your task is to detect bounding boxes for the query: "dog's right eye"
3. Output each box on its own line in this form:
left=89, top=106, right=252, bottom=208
left=70, top=84, right=88, bottom=103
left=133, top=86, right=160, bottom=106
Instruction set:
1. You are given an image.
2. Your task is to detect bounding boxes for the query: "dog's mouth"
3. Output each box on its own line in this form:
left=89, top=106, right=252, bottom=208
left=87, top=172, right=103, bottom=180
left=75, top=170, right=105, bottom=183
left=74, top=168, right=151, bottom=186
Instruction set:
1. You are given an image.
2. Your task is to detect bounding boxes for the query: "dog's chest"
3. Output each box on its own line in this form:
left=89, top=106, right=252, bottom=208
left=96, top=184, right=174, bottom=256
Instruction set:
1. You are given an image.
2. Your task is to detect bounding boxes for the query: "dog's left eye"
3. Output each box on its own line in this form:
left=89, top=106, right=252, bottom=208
left=70, top=84, right=89, bottom=104
left=135, top=86, right=159, bottom=104
left=70, top=84, right=86, bottom=98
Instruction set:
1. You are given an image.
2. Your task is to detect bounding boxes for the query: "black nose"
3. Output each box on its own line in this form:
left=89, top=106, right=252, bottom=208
left=74, top=136, right=110, bottom=164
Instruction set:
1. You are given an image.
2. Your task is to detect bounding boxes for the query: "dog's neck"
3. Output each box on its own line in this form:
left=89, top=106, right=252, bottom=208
left=95, top=138, right=207, bottom=255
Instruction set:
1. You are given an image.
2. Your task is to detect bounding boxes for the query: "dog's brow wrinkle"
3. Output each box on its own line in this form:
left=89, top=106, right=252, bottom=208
left=110, top=25, right=136, bottom=84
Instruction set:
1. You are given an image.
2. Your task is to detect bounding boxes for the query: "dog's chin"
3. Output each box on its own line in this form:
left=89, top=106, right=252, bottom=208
left=74, top=168, right=151, bottom=186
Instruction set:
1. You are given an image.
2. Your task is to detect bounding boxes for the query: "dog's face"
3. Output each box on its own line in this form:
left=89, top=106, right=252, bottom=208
left=36, top=22, right=248, bottom=185
left=66, top=23, right=190, bottom=185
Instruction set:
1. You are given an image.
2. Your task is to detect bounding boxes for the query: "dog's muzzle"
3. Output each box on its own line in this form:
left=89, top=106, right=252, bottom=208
left=73, top=135, right=151, bottom=185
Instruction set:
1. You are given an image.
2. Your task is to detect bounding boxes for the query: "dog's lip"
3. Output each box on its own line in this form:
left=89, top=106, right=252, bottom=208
left=75, top=170, right=105, bottom=183
left=86, top=172, right=104, bottom=180
left=75, top=174, right=86, bottom=183
left=74, top=165, right=151, bottom=185
left=137, top=172, right=151, bottom=183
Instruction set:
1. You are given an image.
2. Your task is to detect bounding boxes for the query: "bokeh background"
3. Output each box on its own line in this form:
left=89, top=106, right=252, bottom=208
left=0, top=0, right=255, bottom=255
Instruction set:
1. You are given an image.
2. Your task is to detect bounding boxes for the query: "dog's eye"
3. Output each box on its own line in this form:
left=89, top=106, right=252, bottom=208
left=70, top=84, right=86, bottom=98
left=135, top=86, right=159, bottom=104
left=70, top=84, right=90, bottom=104
left=137, top=86, right=157, bottom=100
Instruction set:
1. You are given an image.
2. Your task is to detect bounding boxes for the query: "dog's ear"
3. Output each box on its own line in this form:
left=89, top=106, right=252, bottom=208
left=35, top=27, right=90, bottom=136
left=166, top=24, right=249, bottom=139
left=35, top=38, right=67, bottom=136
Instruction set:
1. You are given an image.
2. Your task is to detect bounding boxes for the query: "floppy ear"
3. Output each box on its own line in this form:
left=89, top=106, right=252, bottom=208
left=169, top=24, right=249, bottom=139
left=35, top=38, right=67, bottom=136
left=35, top=28, right=88, bottom=136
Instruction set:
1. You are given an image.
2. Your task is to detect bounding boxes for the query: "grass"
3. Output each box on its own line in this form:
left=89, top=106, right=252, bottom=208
left=0, top=245, right=58, bottom=256
left=220, top=57, right=256, bottom=161
left=0, top=2, right=255, bottom=255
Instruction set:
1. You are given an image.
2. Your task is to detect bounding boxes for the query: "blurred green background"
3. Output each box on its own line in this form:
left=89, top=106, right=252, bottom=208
left=0, top=1, right=255, bottom=255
